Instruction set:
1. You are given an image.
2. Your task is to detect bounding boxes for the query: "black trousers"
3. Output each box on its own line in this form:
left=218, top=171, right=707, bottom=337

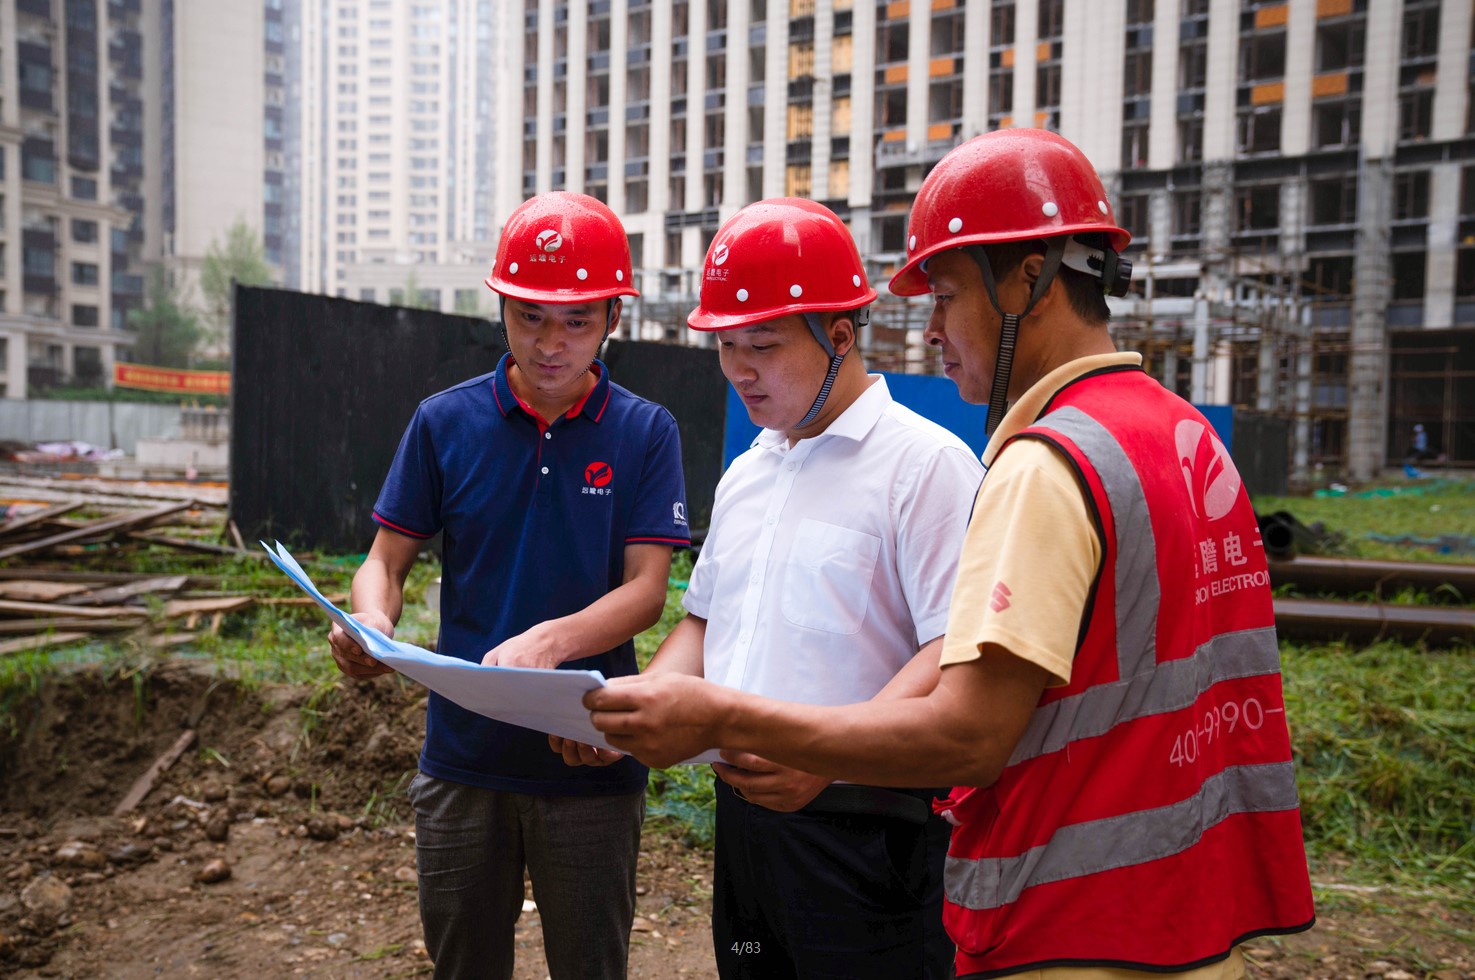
left=711, top=778, right=955, bottom=980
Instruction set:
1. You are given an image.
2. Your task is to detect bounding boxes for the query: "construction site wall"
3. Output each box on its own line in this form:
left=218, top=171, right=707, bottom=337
left=230, top=286, right=726, bottom=553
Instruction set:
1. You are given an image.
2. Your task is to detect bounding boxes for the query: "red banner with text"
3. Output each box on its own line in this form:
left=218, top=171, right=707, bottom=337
left=113, top=363, right=231, bottom=395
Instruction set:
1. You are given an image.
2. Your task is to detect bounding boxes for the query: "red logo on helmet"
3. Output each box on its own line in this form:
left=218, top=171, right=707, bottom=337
left=584, top=461, right=613, bottom=487
left=536, top=229, right=563, bottom=253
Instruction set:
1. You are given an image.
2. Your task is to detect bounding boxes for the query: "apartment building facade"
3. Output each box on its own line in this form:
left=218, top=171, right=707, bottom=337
left=511, top=0, right=1475, bottom=478
left=292, top=0, right=502, bottom=314
left=0, top=0, right=285, bottom=398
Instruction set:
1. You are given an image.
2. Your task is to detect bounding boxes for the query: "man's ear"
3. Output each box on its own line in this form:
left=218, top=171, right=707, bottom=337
left=1016, top=253, right=1060, bottom=314
left=828, top=314, right=857, bottom=358
left=607, top=297, right=623, bottom=335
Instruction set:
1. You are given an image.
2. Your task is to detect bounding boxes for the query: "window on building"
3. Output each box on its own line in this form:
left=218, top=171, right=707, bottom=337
left=1307, top=255, right=1354, bottom=297
left=1390, top=251, right=1426, bottom=300
left=1393, top=170, right=1430, bottom=220
left=1172, top=190, right=1201, bottom=238
left=72, top=262, right=99, bottom=286
left=1456, top=248, right=1475, bottom=298
left=1401, top=4, right=1439, bottom=61
left=929, top=80, right=962, bottom=124
left=931, top=11, right=964, bottom=56
left=1122, top=120, right=1150, bottom=169
left=829, top=159, right=849, bottom=199
left=1309, top=175, right=1358, bottom=226
left=1126, top=0, right=1154, bottom=23
left=1236, top=107, right=1281, bottom=155
left=71, top=219, right=98, bottom=243
left=789, top=41, right=815, bottom=78
left=1180, top=41, right=1208, bottom=89
left=1313, top=99, right=1360, bottom=148
left=1037, top=63, right=1062, bottom=109
left=1037, top=0, right=1064, bottom=38
left=877, top=88, right=907, bottom=128
left=1399, top=89, right=1433, bottom=141
left=787, top=102, right=814, bottom=139
left=626, top=179, right=649, bottom=213
left=1462, top=165, right=1475, bottom=215
left=880, top=22, right=907, bottom=63
left=1239, top=30, right=1286, bottom=82
left=1118, top=191, right=1150, bottom=241
left=1124, top=49, right=1152, bottom=98
left=991, top=2, right=1015, bottom=46
left=785, top=164, right=811, bottom=198
left=1316, top=18, right=1365, bottom=71
left=988, top=68, right=1013, bottom=118
left=1177, top=116, right=1204, bottom=163
left=73, top=304, right=99, bottom=327
left=1235, top=185, right=1280, bottom=230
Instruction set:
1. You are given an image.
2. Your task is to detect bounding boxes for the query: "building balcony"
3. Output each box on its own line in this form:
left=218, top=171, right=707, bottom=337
left=874, top=132, right=962, bottom=168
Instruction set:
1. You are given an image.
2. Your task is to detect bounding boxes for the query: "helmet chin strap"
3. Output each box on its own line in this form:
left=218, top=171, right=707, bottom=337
left=794, top=309, right=860, bottom=429
left=965, top=240, right=1066, bottom=436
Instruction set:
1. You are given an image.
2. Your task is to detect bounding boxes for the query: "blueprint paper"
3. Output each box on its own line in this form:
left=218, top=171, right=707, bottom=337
left=262, top=541, right=720, bottom=764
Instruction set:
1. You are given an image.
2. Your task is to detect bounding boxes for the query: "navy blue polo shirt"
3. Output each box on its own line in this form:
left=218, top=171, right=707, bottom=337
left=373, top=353, right=689, bottom=796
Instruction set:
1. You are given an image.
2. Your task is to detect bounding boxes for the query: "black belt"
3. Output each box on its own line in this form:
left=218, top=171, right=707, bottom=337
left=801, top=784, right=938, bottom=825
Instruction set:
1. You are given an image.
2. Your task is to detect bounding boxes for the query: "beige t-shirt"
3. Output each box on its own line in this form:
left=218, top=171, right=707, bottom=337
left=939, top=352, right=1141, bottom=679
left=939, top=352, right=1247, bottom=980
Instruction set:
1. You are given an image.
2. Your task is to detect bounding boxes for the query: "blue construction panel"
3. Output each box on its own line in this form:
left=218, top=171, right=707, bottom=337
left=723, top=372, right=991, bottom=469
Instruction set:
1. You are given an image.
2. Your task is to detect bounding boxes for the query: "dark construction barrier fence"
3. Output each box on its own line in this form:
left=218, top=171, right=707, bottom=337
left=231, top=285, right=727, bottom=554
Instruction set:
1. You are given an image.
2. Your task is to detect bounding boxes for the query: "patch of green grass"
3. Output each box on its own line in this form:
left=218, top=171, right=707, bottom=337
left=1254, top=478, right=1475, bottom=564
left=1283, top=639, right=1475, bottom=907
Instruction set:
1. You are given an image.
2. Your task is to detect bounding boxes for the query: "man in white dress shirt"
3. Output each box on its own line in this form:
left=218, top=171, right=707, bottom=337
left=558, top=198, right=981, bottom=978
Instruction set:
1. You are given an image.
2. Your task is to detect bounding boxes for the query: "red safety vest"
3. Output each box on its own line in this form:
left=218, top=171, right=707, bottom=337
left=938, top=366, right=1315, bottom=978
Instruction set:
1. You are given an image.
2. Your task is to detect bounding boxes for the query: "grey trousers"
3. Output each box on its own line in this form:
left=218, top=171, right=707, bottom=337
left=408, top=771, right=645, bottom=980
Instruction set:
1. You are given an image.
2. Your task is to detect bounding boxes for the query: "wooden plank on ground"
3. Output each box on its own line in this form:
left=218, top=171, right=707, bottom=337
left=0, top=616, right=139, bottom=634
left=127, top=531, right=259, bottom=557
left=162, top=596, right=255, bottom=619
left=58, top=575, right=191, bottom=607
left=113, top=730, right=198, bottom=816
left=0, top=632, right=91, bottom=657
left=0, top=501, right=193, bottom=561
left=0, top=569, right=226, bottom=588
left=0, top=580, right=99, bottom=602
left=149, top=632, right=198, bottom=649
left=0, top=499, right=87, bottom=539
left=258, top=594, right=349, bottom=607
left=0, top=598, right=149, bottom=620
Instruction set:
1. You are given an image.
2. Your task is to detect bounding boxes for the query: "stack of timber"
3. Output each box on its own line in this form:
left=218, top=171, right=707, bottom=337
left=0, top=475, right=334, bottom=657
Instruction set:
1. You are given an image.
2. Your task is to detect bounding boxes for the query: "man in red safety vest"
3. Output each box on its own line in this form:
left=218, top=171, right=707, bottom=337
left=584, top=129, right=1316, bottom=980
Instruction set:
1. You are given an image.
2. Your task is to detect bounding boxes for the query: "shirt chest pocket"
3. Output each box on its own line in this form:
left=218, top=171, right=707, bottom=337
left=780, top=519, right=882, bottom=635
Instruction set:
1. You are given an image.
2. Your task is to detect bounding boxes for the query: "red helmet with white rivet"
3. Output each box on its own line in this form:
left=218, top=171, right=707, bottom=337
left=688, top=198, right=878, bottom=332
left=888, top=129, right=1130, bottom=297
left=485, top=192, right=639, bottom=304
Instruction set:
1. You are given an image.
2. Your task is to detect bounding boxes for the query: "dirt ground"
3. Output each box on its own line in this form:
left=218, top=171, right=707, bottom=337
left=1, top=662, right=1471, bottom=979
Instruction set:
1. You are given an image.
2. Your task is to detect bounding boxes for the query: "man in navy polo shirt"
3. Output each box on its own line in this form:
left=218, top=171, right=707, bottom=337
left=328, top=191, right=689, bottom=980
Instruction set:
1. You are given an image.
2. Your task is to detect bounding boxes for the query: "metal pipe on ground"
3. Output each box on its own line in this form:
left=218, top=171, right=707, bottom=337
left=1267, top=556, right=1475, bottom=598
left=1274, top=597, right=1475, bottom=647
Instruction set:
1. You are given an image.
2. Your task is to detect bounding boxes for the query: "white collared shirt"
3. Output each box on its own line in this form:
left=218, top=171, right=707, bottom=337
left=684, top=376, right=984, bottom=705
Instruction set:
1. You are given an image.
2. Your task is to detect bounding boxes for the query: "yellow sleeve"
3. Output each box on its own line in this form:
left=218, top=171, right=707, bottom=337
left=939, top=438, right=1101, bottom=686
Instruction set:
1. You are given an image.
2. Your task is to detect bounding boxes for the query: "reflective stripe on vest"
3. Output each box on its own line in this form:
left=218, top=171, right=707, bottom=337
left=945, top=759, right=1300, bottom=911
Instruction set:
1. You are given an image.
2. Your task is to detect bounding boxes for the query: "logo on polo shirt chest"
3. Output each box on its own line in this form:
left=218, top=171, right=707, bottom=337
left=583, top=460, right=614, bottom=497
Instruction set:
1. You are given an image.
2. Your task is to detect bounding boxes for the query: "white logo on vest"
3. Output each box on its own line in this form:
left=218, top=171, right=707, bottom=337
left=1175, top=419, right=1241, bottom=522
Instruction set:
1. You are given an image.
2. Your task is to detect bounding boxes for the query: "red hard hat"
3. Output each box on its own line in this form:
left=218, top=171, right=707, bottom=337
left=688, top=198, right=878, bottom=331
left=888, top=129, right=1130, bottom=296
left=486, top=191, right=638, bottom=304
